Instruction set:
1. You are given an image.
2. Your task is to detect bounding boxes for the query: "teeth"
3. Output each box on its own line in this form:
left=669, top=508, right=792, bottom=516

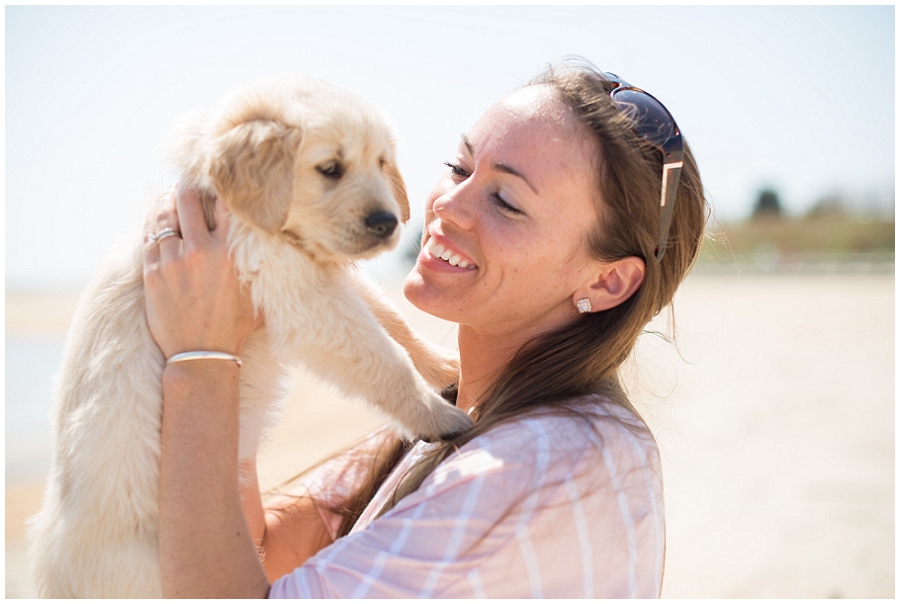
left=426, top=237, right=473, bottom=269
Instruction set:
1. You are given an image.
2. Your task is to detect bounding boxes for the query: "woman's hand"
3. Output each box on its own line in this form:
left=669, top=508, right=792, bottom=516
left=142, top=186, right=261, bottom=359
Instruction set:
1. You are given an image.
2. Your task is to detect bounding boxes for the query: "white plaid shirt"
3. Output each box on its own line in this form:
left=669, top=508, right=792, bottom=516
left=269, top=396, right=665, bottom=598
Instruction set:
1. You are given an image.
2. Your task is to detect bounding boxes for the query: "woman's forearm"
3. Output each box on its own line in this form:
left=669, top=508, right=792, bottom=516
left=158, top=361, right=270, bottom=598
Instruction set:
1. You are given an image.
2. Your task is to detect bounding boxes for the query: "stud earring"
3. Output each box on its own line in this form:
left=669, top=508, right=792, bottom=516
left=575, top=298, right=592, bottom=314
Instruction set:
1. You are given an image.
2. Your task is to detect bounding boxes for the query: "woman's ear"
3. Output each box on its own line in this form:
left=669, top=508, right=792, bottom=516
left=573, top=256, right=646, bottom=313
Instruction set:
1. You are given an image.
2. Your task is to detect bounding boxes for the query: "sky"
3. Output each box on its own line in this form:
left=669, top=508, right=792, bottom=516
left=5, top=5, right=895, bottom=288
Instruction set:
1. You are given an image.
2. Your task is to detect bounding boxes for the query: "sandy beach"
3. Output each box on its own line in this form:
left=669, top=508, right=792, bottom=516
left=5, top=271, right=894, bottom=598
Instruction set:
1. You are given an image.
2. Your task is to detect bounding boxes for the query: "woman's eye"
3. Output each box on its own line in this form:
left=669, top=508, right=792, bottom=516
left=492, top=193, right=524, bottom=216
left=443, top=160, right=523, bottom=216
left=444, top=161, right=470, bottom=179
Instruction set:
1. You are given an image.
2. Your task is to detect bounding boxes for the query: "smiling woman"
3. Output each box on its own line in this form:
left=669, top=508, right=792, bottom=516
left=143, top=58, right=707, bottom=598
left=404, top=85, right=644, bottom=356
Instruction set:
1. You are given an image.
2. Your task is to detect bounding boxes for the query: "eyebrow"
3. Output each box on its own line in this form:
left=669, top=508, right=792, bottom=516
left=461, top=134, right=539, bottom=195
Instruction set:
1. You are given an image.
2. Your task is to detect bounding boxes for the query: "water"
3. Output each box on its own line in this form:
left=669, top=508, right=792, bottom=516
left=5, top=335, right=65, bottom=482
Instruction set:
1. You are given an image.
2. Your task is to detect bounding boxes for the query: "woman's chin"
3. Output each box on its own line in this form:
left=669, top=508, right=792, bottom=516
left=402, top=267, right=452, bottom=321
left=402, top=268, right=430, bottom=311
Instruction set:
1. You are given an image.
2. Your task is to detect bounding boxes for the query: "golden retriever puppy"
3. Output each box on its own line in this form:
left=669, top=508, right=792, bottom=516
left=27, top=76, right=472, bottom=598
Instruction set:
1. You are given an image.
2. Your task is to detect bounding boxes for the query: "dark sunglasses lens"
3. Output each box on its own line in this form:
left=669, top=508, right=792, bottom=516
left=610, top=89, right=675, bottom=144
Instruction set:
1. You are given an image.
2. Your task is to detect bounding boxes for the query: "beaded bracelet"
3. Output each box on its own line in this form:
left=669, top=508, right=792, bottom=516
left=166, top=351, right=243, bottom=368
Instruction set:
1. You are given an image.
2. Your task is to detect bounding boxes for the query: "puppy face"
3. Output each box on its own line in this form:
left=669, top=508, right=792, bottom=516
left=205, top=78, right=409, bottom=262
left=285, top=106, right=409, bottom=260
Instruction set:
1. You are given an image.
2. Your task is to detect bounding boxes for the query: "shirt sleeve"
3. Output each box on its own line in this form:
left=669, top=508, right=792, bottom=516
left=269, top=411, right=665, bottom=599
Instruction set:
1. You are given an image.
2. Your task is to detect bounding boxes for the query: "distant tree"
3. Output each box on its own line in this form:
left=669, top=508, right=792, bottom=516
left=752, top=188, right=783, bottom=220
left=806, top=193, right=847, bottom=219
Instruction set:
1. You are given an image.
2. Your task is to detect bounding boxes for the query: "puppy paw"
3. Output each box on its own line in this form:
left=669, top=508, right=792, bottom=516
left=409, top=391, right=473, bottom=442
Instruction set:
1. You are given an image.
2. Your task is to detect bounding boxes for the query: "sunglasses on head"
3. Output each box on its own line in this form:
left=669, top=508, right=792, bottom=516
left=602, top=72, right=684, bottom=262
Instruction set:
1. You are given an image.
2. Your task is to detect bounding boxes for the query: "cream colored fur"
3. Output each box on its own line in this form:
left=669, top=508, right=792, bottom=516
left=27, top=76, right=471, bottom=598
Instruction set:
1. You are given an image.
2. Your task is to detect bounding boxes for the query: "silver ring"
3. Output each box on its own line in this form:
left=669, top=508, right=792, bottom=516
left=149, top=227, right=180, bottom=244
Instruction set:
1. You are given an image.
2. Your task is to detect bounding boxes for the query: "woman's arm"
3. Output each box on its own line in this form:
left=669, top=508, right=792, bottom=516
left=158, top=362, right=269, bottom=598
left=143, top=187, right=268, bottom=597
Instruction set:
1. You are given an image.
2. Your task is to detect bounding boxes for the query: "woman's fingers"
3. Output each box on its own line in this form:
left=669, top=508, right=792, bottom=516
left=143, top=186, right=179, bottom=270
left=156, top=193, right=184, bottom=265
left=156, top=230, right=183, bottom=264
left=212, top=196, right=234, bottom=242
left=177, top=187, right=211, bottom=250
left=143, top=231, right=161, bottom=268
left=144, top=184, right=178, bottom=235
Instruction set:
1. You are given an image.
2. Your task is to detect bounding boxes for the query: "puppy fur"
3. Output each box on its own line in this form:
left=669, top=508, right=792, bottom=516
left=27, top=76, right=471, bottom=598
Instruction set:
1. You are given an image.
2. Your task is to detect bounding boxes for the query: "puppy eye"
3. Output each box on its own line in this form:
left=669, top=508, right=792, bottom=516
left=316, top=162, right=343, bottom=179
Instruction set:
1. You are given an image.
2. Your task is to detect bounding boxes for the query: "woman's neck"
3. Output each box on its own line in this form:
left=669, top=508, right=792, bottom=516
left=455, top=325, right=528, bottom=413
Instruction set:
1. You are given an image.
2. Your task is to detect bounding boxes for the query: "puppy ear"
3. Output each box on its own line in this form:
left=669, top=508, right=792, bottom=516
left=208, top=120, right=302, bottom=233
left=384, top=161, right=410, bottom=223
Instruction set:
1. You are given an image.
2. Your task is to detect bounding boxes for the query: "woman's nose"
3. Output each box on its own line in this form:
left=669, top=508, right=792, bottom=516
left=432, top=181, right=475, bottom=230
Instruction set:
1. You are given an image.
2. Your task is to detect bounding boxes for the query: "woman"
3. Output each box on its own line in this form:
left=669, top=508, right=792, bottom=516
left=144, top=60, right=706, bottom=598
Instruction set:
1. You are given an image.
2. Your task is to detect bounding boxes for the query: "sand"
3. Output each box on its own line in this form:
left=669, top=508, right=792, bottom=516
left=5, top=272, right=894, bottom=598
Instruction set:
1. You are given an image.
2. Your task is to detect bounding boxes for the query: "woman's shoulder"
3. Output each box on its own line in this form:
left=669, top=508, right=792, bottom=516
left=429, top=394, right=660, bottom=491
left=464, top=394, right=655, bottom=455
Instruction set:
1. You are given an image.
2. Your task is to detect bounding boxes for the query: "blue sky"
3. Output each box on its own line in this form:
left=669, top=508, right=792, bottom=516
left=6, top=5, right=894, bottom=287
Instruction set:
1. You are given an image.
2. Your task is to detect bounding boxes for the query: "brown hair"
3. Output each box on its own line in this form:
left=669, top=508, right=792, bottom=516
left=324, top=58, right=708, bottom=536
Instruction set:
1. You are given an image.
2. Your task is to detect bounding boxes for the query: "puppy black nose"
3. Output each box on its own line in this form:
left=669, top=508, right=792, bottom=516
left=365, top=211, right=398, bottom=238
